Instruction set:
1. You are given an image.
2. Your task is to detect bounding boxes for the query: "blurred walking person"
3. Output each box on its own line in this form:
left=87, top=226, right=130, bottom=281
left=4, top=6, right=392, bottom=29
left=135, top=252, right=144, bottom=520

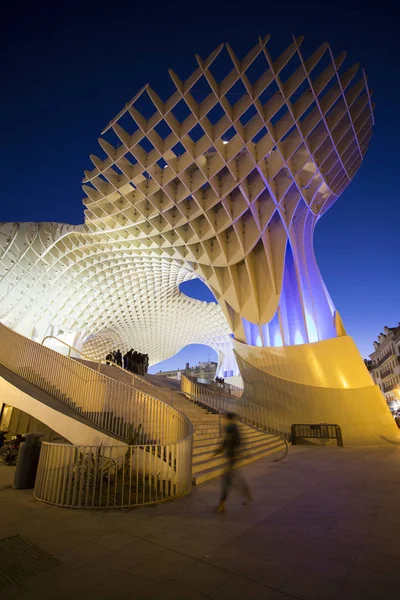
left=215, top=413, right=252, bottom=512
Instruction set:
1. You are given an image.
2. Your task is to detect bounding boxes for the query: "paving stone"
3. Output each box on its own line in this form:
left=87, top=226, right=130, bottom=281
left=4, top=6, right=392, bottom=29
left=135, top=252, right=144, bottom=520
left=209, top=574, right=291, bottom=600
left=2, top=447, right=400, bottom=599
left=94, top=528, right=137, bottom=551
left=237, top=557, right=293, bottom=590
left=356, top=546, right=400, bottom=574
left=345, top=564, right=398, bottom=598
left=54, top=540, right=113, bottom=567
left=169, top=559, right=233, bottom=594
left=103, top=571, right=158, bottom=598
left=134, top=548, right=196, bottom=581
left=312, top=538, right=361, bottom=565
left=279, top=571, right=350, bottom=600
left=137, top=579, right=210, bottom=600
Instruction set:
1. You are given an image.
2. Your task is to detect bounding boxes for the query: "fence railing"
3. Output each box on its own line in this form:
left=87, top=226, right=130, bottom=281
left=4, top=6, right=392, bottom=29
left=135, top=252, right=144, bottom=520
left=291, top=424, right=344, bottom=447
left=187, top=376, right=243, bottom=399
left=181, top=374, right=290, bottom=444
left=34, top=439, right=193, bottom=508
left=181, top=375, right=235, bottom=413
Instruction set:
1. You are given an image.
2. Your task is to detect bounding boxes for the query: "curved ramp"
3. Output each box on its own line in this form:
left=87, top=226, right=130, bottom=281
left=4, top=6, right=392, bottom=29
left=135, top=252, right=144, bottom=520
left=0, top=364, right=120, bottom=446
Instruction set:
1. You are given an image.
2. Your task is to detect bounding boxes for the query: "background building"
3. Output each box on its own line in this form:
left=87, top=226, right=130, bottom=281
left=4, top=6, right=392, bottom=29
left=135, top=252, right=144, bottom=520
left=156, top=360, right=218, bottom=381
left=367, top=324, right=400, bottom=406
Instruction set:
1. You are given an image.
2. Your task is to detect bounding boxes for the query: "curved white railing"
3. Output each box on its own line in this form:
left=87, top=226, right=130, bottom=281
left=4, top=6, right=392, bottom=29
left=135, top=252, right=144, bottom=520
left=0, top=322, right=194, bottom=506
left=0, top=322, right=191, bottom=443
left=34, top=439, right=193, bottom=509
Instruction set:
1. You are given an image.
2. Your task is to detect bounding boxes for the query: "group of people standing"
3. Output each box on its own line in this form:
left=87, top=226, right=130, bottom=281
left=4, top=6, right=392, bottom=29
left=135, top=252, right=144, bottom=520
left=105, top=349, right=149, bottom=375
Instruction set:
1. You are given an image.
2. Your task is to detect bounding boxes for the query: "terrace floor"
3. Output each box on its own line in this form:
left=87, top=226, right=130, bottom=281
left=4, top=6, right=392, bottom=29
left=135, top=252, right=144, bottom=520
left=1, top=444, right=400, bottom=599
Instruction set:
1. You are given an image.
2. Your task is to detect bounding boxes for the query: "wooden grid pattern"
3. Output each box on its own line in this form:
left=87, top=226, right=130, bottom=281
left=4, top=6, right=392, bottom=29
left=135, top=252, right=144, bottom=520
left=0, top=36, right=373, bottom=357
left=82, top=36, right=373, bottom=338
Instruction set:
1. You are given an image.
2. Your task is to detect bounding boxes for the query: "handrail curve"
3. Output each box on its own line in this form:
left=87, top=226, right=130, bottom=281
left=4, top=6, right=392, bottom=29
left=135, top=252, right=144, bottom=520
left=0, top=322, right=193, bottom=445
left=41, top=335, right=95, bottom=361
left=181, top=374, right=290, bottom=456
left=34, top=439, right=193, bottom=509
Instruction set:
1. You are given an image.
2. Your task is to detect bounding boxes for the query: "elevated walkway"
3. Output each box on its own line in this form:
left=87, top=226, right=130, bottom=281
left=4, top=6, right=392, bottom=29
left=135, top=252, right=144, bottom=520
left=0, top=324, right=189, bottom=448
left=0, top=364, right=120, bottom=446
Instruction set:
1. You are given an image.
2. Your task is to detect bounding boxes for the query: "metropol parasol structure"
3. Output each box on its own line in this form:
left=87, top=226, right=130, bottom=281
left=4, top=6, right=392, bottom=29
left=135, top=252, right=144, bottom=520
left=0, top=36, right=397, bottom=443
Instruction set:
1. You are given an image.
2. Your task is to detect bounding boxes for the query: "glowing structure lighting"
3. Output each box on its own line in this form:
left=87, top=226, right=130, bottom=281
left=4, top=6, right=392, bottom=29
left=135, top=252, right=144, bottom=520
left=0, top=36, right=397, bottom=443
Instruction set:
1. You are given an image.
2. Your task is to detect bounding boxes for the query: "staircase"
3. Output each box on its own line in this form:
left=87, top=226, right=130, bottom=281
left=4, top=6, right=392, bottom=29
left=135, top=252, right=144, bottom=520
left=171, top=393, right=286, bottom=485
left=71, top=362, right=287, bottom=485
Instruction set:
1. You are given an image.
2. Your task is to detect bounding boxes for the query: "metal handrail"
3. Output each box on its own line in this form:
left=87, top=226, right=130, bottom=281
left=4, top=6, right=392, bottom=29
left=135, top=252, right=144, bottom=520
left=181, top=374, right=289, bottom=460
left=185, top=375, right=243, bottom=399
left=41, top=335, right=94, bottom=360
left=181, top=374, right=287, bottom=435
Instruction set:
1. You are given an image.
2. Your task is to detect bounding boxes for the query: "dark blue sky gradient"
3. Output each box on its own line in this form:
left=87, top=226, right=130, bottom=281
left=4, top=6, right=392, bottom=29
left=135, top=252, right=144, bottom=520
left=1, top=1, right=399, bottom=369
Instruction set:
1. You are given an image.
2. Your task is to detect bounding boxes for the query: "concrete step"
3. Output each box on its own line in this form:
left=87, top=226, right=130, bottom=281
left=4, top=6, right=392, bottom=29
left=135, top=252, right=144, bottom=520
left=193, top=436, right=280, bottom=464
left=164, top=390, right=286, bottom=487
left=193, top=429, right=269, bottom=444
left=192, top=438, right=282, bottom=472
left=191, top=417, right=220, bottom=422
left=174, top=405, right=217, bottom=415
left=193, top=442, right=286, bottom=485
left=173, top=406, right=217, bottom=415
left=185, top=416, right=220, bottom=422
left=175, top=411, right=218, bottom=419
left=194, top=425, right=221, bottom=433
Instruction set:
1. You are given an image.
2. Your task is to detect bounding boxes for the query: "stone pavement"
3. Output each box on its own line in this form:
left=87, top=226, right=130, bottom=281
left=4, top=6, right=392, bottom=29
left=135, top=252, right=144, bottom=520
left=1, top=445, right=400, bottom=599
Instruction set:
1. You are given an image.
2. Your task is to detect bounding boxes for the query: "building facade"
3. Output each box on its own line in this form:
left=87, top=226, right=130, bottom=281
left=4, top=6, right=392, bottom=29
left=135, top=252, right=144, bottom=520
left=367, top=325, right=400, bottom=406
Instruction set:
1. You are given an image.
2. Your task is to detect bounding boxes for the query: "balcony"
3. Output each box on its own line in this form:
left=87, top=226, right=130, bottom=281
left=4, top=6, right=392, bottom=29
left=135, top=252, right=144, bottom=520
left=383, top=382, right=398, bottom=393
left=381, top=369, right=395, bottom=381
left=373, top=352, right=400, bottom=369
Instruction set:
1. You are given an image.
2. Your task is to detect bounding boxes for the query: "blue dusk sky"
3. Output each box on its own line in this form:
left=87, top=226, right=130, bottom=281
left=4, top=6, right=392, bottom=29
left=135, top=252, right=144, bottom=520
left=1, top=1, right=399, bottom=372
